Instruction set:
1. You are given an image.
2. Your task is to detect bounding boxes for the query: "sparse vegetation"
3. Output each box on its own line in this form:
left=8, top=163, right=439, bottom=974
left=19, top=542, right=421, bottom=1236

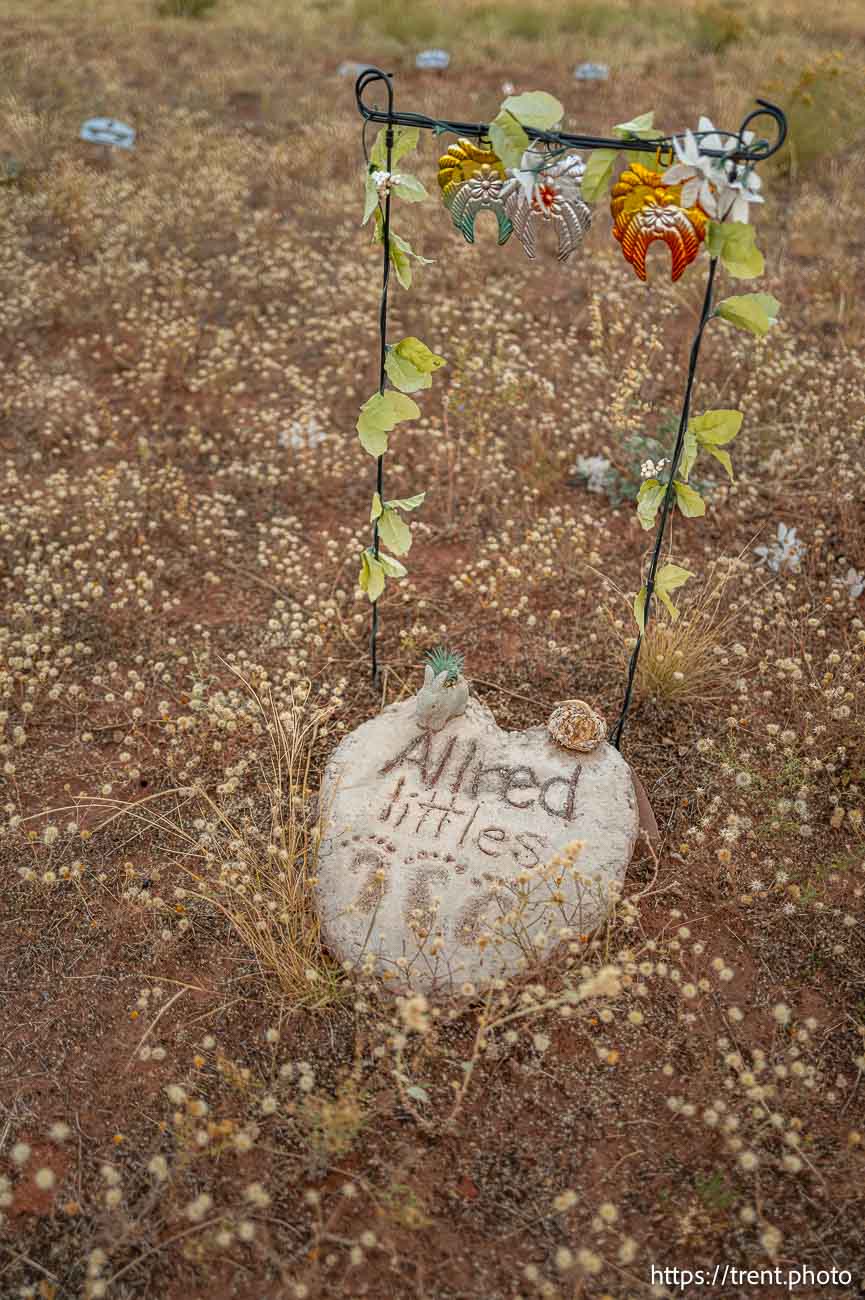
left=156, top=0, right=219, bottom=18
left=1, top=0, right=864, bottom=1296
left=693, top=2, right=747, bottom=53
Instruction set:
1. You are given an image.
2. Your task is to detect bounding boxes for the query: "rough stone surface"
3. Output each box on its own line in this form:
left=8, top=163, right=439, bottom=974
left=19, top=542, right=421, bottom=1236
left=315, top=693, right=640, bottom=993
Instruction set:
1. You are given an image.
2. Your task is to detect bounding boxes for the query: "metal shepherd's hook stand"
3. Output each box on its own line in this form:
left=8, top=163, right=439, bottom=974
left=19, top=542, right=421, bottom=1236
left=358, top=69, right=395, bottom=689
left=355, top=68, right=787, bottom=734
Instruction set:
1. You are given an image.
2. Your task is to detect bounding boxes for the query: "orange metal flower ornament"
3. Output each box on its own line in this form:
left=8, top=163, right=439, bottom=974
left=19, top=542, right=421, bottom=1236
left=610, top=161, right=708, bottom=282
left=437, top=138, right=513, bottom=245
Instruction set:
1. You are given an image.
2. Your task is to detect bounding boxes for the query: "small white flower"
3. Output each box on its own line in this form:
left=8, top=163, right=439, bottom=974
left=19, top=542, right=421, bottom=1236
left=834, top=567, right=865, bottom=599
left=573, top=454, right=611, bottom=494
left=371, top=169, right=401, bottom=197
left=640, top=457, right=668, bottom=480
left=754, top=523, right=806, bottom=575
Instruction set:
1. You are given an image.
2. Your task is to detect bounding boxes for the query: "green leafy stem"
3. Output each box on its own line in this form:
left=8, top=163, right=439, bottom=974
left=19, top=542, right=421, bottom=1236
left=612, top=223, right=782, bottom=745
left=356, top=124, right=445, bottom=619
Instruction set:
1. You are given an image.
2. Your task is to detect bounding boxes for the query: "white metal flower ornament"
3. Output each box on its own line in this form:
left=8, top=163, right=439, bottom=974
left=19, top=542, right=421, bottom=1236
left=502, top=147, right=592, bottom=262
left=662, top=116, right=764, bottom=224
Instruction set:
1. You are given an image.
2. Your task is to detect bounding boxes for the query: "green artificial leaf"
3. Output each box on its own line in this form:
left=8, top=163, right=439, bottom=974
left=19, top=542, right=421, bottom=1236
left=378, top=506, right=412, bottom=555
left=362, top=171, right=380, bottom=225
left=394, top=336, right=445, bottom=374
left=654, top=563, right=694, bottom=622
left=373, top=213, right=433, bottom=289
left=384, top=337, right=445, bottom=393
left=370, top=124, right=420, bottom=168
left=613, top=110, right=657, bottom=140
left=688, top=409, right=743, bottom=446
left=673, top=480, right=706, bottom=518
left=390, top=229, right=433, bottom=267
left=390, top=228, right=434, bottom=289
left=389, top=233, right=412, bottom=289
left=636, top=478, right=666, bottom=531
left=370, top=492, right=383, bottom=522
left=634, top=585, right=648, bottom=632
left=392, top=173, right=429, bottom=203
left=358, top=549, right=385, bottom=602
left=386, top=491, right=426, bottom=511
left=581, top=148, right=619, bottom=203
left=706, top=220, right=764, bottom=279
left=356, top=390, right=420, bottom=457
left=634, top=564, right=694, bottom=631
left=705, top=444, right=734, bottom=479
left=488, top=110, right=529, bottom=170
left=679, top=429, right=699, bottom=482
left=385, top=349, right=431, bottom=393
left=379, top=552, right=407, bottom=579
left=501, top=90, right=564, bottom=130
left=715, top=292, right=780, bottom=337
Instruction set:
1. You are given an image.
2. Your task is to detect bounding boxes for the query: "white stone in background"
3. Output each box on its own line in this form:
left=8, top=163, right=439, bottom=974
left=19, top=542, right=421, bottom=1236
left=315, top=689, right=640, bottom=994
left=415, top=49, right=450, bottom=70
left=79, top=117, right=136, bottom=149
left=574, top=62, right=609, bottom=81
left=572, top=454, right=612, bottom=494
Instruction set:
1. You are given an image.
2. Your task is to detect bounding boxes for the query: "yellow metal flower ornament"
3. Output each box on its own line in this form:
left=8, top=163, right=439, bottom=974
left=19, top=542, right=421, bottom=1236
left=437, top=138, right=513, bottom=246
left=610, top=161, right=709, bottom=282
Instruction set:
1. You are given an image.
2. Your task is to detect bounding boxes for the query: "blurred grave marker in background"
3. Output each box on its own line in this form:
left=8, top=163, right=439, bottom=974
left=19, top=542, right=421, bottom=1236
left=416, top=49, right=450, bottom=71
left=80, top=117, right=135, bottom=168
left=574, top=62, right=609, bottom=82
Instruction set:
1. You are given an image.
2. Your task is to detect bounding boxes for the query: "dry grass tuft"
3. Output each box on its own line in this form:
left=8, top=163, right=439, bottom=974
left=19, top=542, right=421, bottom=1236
left=174, top=682, right=345, bottom=1008
left=617, top=558, right=749, bottom=706
left=56, top=680, right=346, bottom=1009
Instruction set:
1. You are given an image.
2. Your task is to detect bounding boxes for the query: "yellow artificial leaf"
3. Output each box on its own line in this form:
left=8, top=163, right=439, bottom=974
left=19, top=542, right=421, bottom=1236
left=673, top=480, right=706, bottom=518
left=378, top=506, right=412, bottom=555
left=636, top=478, right=666, bottom=530
left=581, top=148, right=618, bottom=203
left=358, top=549, right=385, bottom=602
left=688, top=409, right=743, bottom=445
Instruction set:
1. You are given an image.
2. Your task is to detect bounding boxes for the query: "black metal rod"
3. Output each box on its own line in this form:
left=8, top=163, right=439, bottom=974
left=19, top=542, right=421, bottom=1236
left=369, top=74, right=395, bottom=687
left=609, top=257, right=720, bottom=750
left=355, top=67, right=787, bottom=164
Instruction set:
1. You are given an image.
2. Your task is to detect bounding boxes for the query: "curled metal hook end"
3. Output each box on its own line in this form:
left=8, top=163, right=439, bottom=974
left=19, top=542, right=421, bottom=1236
left=731, top=98, right=788, bottom=162
left=355, top=66, right=395, bottom=121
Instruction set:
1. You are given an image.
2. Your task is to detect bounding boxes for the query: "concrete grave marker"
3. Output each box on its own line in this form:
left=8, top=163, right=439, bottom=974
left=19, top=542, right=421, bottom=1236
left=316, top=677, right=648, bottom=993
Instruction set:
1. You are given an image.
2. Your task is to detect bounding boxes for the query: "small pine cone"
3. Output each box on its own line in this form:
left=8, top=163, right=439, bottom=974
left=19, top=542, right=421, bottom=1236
left=547, top=699, right=606, bottom=752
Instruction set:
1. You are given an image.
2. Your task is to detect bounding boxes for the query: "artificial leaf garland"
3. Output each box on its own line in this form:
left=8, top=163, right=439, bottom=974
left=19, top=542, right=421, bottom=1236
left=355, top=127, right=445, bottom=606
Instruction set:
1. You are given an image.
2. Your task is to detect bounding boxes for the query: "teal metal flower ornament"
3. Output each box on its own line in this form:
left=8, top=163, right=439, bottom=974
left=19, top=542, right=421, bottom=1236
left=437, top=138, right=513, bottom=245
